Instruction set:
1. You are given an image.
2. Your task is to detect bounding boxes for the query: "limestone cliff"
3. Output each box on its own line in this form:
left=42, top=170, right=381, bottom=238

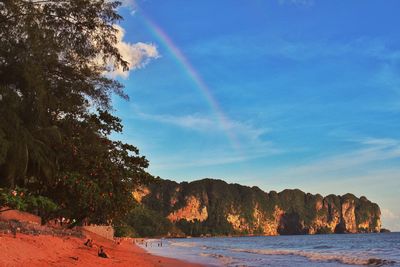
left=140, top=178, right=381, bottom=236
left=167, top=196, right=208, bottom=223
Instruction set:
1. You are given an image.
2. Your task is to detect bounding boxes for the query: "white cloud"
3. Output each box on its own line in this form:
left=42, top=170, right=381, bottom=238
left=109, top=0, right=135, bottom=9
left=381, top=208, right=400, bottom=231
left=137, top=112, right=216, bottom=131
left=382, top=208, right=399, bottom=220
left=119, top=0, right=136, bottom=8
left=108, top=25, right=159, bottom=78
left=117, top=0, right=137, bottom=15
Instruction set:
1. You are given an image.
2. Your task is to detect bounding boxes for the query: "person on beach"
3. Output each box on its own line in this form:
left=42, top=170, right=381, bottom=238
left=98, top=246, right=109, bottom=258
left=84, top=239, right=93, bottom=247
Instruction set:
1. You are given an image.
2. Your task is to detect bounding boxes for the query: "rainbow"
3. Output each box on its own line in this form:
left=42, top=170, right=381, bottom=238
left=138, top=12, right=241, bottom=150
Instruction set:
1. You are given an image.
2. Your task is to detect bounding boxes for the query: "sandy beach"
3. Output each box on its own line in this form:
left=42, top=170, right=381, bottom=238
left=0, top=232, right=203, bottom=267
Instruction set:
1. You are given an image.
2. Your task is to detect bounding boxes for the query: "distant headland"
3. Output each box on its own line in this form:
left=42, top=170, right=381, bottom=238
left=124, top=178, right=382, bottom=237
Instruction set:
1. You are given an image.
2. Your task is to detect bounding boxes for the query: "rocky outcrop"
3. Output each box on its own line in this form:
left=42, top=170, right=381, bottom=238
left=341, top=198, right=357, bottom=233
left=253, top=205, right=284, bottom=236
left=132, top=186, right=150, bottom=203
left=140, top=178, right=381, bottom=236
left=167, top=196, right=208, bottom=223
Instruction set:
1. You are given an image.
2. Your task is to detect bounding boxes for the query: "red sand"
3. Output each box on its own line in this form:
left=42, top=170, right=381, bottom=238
left=0, top=232, right=203, bottom=267
left=0, top=207, right=41, bottom=224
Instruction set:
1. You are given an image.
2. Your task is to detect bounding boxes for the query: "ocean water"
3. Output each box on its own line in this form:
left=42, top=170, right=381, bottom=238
left=142, top=233, right=400, bottom=266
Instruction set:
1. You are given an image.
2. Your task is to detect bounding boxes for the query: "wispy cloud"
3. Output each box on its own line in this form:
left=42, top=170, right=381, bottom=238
left=136, top=112, right=216, bottom=131
left=150, top=149, right=276, bottom=170
left=118, top=0, right=138, bottom=15
left=189, top=36, right=400, bottom=62
left=382, top=208, right=399, bottom=220
left=380, top=208, right=400, bottom=231
left=129, top=108, right=281, bottom=169
left=107, top=25, right=159, bottom=78
left=278, top=0, right=314, bottom=6
left=119, top=0, right=136, bottom=8
left=133, top=107, right=270, bottom=142
left=375, top=64, right=400, bottom=95
left=381, top=208, right=400, bottom=232
left=370, top=60, right=400, bottom=111
left=282, top=137, right=400, bottom=178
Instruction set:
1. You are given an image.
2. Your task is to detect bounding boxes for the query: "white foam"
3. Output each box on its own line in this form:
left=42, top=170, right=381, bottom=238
left=200, top=252, right=236, bottom=265
left=232, top=248, right=396, bottom=266
left=170, top=241, right=198, bottom=248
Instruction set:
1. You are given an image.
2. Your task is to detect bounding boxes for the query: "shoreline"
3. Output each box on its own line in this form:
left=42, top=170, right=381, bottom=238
left=0, top=232, right=204, bottom=267
left=140, top=234, right=399, bottom=267
left=140, top=230, right=392, bottom=240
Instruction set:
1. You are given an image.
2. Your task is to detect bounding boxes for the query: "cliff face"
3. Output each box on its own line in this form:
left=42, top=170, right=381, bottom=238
left=138, top=178, right=381, bottom=236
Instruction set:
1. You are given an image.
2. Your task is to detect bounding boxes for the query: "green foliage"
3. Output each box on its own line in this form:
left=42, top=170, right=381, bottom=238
left=277, top=189, right=322, bottom=227
left=0, top=0, right=150, bottom=226
left=176, top=219, right=207, bottom=237
left=0, top=187, right=28, bottom=211
left=0, top=187, right=58, bottom=221
left=144, top=178, right=182, bottom=215
left=118, top=206, right=173, bottom=237
left=355, top=197, right=370, bottom=225
left=315, top=226, right=333, bottom=234
left=355, top=197, right=381, bottom=231
left=114, top=222, right=137, bottom=238
left=278, top=189, right=306, bottom=213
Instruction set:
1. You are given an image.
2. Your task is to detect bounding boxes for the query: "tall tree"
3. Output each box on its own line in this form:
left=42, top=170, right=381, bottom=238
left=0, top=0, right=149, bottom=223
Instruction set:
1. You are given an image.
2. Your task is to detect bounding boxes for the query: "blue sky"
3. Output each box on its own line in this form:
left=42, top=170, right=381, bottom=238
left=111, top=0, right=400, bottom=231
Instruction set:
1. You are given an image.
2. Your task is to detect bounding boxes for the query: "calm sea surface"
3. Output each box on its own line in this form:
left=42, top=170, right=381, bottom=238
left=142, top=233, right=400, bottom=266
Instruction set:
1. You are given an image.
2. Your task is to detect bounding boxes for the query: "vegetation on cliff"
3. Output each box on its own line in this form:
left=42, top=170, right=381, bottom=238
left=126, top=178, right=381, bottom=237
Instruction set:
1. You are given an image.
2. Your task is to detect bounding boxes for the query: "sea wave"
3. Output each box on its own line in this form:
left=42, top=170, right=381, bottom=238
left=232, top=248, right=396, bottom=266
left=313, top=245, right=334, bottom=249
left=170, top=241, right=198, bottom=248
left=170, top=242, right=217, bottom=251
left=199, top=252, right=236, bottom=266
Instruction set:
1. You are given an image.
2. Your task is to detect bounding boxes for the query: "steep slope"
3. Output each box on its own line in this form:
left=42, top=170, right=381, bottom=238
left=135, top=178, right=381, bottom=236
